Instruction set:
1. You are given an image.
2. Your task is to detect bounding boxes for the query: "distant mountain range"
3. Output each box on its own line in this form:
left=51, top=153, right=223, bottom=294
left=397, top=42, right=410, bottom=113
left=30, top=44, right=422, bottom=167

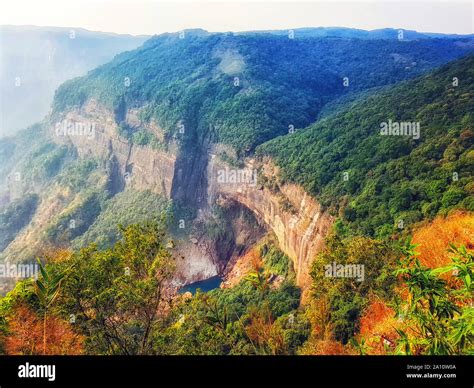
left=243, top=27, right=474, bottom=39
left=52, top=28, right=474, bottom=152
left=0, top=25, right=149, bottom=136
left=2, top=25, right=473, bottom=138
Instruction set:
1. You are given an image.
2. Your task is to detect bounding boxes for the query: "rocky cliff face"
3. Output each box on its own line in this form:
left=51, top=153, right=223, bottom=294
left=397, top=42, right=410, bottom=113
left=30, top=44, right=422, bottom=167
left=49, top=100, right=332, bottom=291
left=208, top=153, right=333, bottom=291
left=52, top=100, right=177, bottom=197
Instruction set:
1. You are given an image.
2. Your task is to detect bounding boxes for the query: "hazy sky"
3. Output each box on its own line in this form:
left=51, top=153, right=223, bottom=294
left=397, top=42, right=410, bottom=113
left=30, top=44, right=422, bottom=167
left=1, top=0, right=473, bottom=35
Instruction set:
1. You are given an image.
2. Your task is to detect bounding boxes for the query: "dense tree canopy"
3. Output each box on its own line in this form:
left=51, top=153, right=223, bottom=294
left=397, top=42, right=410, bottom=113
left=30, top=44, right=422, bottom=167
left=258, top=54, right=474, bottom=236
left=52, top=32, right=473, bottom=152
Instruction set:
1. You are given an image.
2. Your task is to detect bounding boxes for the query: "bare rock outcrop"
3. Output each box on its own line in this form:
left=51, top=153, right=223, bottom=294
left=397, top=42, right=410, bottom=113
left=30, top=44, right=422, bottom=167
left=49, top=100, right=333, bottom=291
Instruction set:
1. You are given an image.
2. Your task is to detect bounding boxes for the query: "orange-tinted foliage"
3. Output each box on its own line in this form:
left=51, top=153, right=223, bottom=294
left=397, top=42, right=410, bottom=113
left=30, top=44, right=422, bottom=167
left=301, top=339, right=351, bottom=355
left=361, top=211, right=474, bottom=353
left=358, top=299, right=399, bottom=354
left=306, top=298, right=332, bottom=341
left=5, top=305, right=84, bottom=355
left=38, top=247, right=73, bottom=264
left=412, top=211, right=474, bottom=268
left=221, top=247, right=262, bottom=288
left=298, top=298, right=352, bottom=355
left=245, top=308, right=273, bottom=345
left=245, top=307, right=286, bottom=355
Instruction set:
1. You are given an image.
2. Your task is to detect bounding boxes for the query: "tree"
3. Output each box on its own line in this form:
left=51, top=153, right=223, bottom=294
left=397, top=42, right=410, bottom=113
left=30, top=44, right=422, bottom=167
left=309, top=234, right=397, bottom=343
left=32, top=259, right=70, bottom=355
left=56, top=222, right=176, bottom=355
left=244, top=304, right=286, bottom=355
left=393, top=244, right=473, bottom=355
left=4, top=305, right=83, bottom=355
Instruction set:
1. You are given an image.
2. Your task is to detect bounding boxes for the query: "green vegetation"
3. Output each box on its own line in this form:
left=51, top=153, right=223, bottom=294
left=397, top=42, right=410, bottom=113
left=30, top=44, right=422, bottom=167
left=394, top=244, right=473, bottom=355
left=74, top=190, right=171, bottom=248
left=161, top=280, right=303, bottom=355
left=255, top=56, right=474, bottom=351
left=259, top=54, right=474, bottom=237
left=53, top=32, right=473, bottom=153
left=310, top=233, right=398, bottom=343
left=56, top=223, right=175, bottom=355
left=0, top=194, right=39, bottom=251
left=0, top=32, right=472, bottom=357
left=0, top=123, right=47, bottom=187
left=22, top=143, right=73, bottom=183
left=44, top=158, right=108, bottom=245
left=260, top=242, right=294, bottom=280
left=1, top=221, right=470, bottom=355
left=57, top=159, right=100, bottom=192
left=0, top=224, right=305, bottom=355
left=157, top=240, right=302, bottom=355
left=116, top=124, right=164, bottom=150
left=32, top=259, right=70, bottom=355
left=45, top=191, right=106, bottom=245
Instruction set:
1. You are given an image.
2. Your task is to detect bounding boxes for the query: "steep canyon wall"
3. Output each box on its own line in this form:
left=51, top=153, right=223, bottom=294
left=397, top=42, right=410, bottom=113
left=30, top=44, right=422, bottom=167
left=50, top=101, right=333, bottom=290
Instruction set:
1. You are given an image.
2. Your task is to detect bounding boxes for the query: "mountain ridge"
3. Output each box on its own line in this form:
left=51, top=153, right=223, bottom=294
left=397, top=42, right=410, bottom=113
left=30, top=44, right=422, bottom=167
left=0, top=31, right=473, bottom=294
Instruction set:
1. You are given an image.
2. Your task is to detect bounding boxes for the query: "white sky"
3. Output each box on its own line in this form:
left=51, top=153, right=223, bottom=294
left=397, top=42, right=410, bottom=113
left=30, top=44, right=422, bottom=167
left=1, top=0, right=473, bottom=36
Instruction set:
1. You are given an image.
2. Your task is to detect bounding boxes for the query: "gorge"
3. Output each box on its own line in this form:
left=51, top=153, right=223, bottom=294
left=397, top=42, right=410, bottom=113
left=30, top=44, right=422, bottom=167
left=1, top=28, right=473, bottom=295
left=46, top=97, right=334, bottom=292
left=0, top=26, right=472, bottom=356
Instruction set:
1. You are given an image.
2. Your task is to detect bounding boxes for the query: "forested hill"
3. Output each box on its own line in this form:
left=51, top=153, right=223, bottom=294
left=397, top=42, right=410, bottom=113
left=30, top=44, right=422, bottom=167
left=258, top=54, right=474, bottom=237
left=244, top=27, right=474, bottom=40
left=52, top=30, right=474, bottom=152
